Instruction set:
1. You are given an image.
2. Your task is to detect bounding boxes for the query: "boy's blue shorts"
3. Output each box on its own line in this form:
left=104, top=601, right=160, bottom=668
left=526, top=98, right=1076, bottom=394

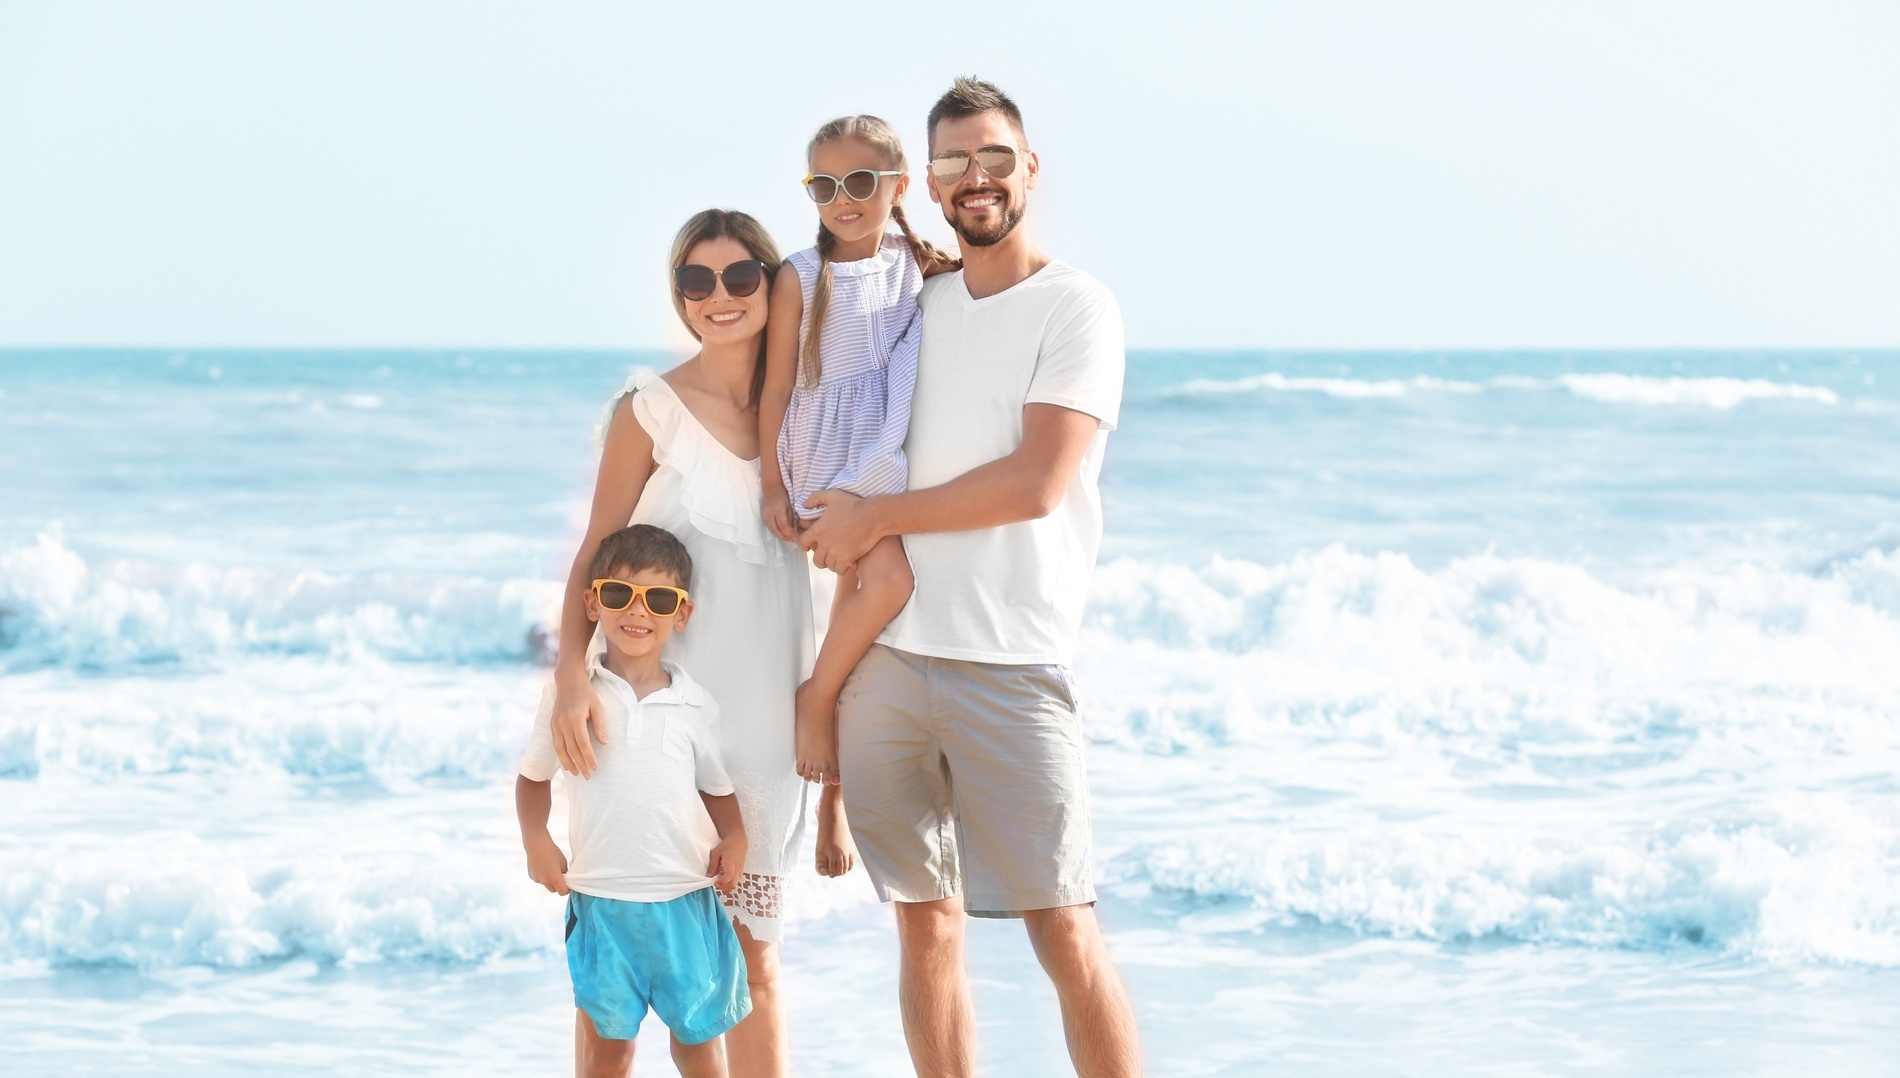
left=565, top=887, right=751, bottom=1044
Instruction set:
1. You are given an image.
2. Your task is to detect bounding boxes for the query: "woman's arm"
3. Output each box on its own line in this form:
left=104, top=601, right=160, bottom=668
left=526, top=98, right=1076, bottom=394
left=757, top=263, right=804, bottom=543
left=551, top=393, right=656, bottom=776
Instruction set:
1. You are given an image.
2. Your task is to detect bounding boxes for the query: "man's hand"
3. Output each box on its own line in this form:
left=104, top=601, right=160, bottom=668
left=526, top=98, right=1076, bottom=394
left=551, top=668, right=605, bottom=778
left=799, top=490, right=878, bottom=574
left=707, top=835, right=747, bottom=892
left=762, top=484, right=800, bottom=544
left=524, top=833, right=570, bottom=895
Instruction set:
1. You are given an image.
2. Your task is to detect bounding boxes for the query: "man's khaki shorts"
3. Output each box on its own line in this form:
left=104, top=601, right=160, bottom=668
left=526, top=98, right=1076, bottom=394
left=836, top=644, right=1096, bottom=916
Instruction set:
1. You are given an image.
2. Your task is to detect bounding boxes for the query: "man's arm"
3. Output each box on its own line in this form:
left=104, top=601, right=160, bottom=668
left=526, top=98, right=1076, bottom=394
left=800, top=402, right=1101, bottom=573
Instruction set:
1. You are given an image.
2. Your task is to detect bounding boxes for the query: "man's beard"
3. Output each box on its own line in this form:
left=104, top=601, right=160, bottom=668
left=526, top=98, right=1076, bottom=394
left=945, top=193, right=1024, bottom=248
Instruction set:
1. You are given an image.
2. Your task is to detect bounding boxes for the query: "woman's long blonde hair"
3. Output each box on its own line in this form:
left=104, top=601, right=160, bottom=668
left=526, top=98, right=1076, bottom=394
left=668, top=208, right=783, bottom=410
left=802, top=115, right=957, bottom=388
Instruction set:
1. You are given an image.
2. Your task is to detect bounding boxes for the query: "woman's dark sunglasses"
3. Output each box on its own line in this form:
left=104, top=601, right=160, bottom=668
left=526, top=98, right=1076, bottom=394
left=591, top=579, right=689, bottom=617
left=674, top=259, right=769, bottom=301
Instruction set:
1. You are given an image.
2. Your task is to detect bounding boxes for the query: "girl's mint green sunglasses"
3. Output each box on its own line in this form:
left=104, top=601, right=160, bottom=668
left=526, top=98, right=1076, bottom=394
left=804, top=169, right=902, bottom=206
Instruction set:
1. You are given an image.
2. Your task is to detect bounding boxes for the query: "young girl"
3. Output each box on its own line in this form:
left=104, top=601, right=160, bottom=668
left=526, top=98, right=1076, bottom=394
left=759, top=116, right=957, bottom=840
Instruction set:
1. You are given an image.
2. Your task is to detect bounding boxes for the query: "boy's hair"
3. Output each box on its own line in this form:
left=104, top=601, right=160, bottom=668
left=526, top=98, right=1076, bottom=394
left=590, top=524, right=693, bottom=590
left=801, top=115, right=958, bottom=389
left=926, top=77, right=1027, bottom=154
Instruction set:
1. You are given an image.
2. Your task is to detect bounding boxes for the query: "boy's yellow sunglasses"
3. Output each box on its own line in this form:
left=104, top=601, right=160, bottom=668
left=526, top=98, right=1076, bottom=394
left=591, top=579, right=689, bottom=617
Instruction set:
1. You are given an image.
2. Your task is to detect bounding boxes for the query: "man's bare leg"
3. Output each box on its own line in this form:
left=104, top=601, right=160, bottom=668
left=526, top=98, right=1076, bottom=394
left=894, top=897, right=976, bottom=1078
left=1022, top=904, right=1142, bottom=1078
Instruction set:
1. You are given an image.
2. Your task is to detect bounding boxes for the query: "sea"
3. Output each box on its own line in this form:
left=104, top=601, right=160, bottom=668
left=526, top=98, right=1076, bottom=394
left=2, top=349, right=1898, bottom=1076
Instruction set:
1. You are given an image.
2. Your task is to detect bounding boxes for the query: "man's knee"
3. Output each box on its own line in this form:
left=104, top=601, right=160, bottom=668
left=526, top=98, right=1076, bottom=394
left=895, top=898, right=965, bottom=953
left=1023, top=904, right=1108, bottom=970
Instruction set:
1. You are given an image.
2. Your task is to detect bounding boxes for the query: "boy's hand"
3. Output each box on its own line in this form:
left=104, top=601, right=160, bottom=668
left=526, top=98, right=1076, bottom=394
left=525, top=833, right=570, bottom=895
left=762, top=484, right=799, bottom=544
left=707, top=836, right=747, bottom=893
left=551, top=668, right=606, bottom=778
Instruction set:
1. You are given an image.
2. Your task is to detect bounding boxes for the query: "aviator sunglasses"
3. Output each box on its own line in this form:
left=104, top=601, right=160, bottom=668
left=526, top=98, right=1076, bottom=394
left=591, top=579, right=690, bottom=617
left=928, top=145, right=1019, bottom=186
left=673, top=259, right=769, bottom=301
left=804, top=169, right=903, bottom=206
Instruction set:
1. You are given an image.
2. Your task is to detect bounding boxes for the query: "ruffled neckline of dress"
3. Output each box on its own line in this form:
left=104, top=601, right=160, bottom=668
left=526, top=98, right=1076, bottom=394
left=805, top=232, right=908, bottom=278
left=595, top=368, right=786, bottom=568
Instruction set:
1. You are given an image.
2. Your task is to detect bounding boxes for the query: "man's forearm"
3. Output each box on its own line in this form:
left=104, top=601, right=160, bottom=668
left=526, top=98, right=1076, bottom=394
left=865, top=452, right=1056, bottom=542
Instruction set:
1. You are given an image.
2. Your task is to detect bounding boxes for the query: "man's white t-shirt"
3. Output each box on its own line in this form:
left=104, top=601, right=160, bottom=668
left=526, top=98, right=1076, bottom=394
left=878, top=260, right=1125, bottom=666
left=518, top=658, right=733, bottom=902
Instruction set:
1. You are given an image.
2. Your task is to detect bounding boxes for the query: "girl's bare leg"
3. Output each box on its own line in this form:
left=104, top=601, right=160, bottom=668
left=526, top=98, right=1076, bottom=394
left=574, top=1008, right=635, bottom=1078
left=794, top=534, right=912, bottom=785
left=671, top=1031, right=730, bottom=1078
left=723, top=925, right=785, bottom=1078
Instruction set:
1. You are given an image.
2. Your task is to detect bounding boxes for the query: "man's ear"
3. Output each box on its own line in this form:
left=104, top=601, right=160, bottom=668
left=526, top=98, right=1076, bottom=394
left=1023, top=149, right=1040, bottom=191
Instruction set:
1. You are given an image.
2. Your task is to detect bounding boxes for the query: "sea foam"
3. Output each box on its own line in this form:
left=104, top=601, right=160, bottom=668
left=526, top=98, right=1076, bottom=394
left=1163, top=371, right=1843, bottom=408
left=0, top=532, right=558, bottom=670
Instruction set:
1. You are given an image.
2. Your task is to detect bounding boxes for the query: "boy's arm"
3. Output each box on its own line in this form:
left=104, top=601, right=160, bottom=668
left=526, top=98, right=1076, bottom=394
left=757, top=263, right=804, bottom=543
left=515, top=775, right=569, bottom=895
left=699, top=792, right=747, bottom=892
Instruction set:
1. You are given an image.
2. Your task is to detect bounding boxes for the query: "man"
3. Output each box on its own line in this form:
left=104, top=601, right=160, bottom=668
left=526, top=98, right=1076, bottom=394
left=800, top=77, right=1142, bottom=1078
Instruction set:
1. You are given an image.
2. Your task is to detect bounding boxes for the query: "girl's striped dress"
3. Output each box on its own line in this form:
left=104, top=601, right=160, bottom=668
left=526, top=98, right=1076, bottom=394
left=778, top=232, right=921, bottom=519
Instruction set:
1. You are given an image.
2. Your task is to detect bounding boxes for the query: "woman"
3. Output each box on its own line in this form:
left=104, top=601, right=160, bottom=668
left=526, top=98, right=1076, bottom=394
left=548, top=209, right=834, bottom=1076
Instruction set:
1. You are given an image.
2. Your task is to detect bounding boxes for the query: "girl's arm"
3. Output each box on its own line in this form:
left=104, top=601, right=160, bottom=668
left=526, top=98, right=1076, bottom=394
left=551, top=393, right=656, bottom=776
left=757, top=263, right=804, bottom=543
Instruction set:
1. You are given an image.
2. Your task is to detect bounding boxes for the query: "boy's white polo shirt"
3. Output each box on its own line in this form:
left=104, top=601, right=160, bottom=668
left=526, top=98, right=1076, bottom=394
left=520, top=657, right=733, bottom=903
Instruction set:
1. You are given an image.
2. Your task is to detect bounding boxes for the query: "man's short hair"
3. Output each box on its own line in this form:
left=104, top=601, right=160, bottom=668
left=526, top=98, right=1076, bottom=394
left=926, top=77, right=1027, bottom=153
left=590, top=524, right=693, bottom=590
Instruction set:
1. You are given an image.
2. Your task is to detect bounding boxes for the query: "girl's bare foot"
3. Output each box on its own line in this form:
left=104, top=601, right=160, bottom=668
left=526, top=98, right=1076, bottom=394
left=815, top=786, right=857, bottom=877
left=793, top=678, right=840, bottom=784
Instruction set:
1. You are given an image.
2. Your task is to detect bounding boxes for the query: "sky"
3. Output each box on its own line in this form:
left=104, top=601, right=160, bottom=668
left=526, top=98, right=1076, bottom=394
left=0, top=1, right=1896, bottom=351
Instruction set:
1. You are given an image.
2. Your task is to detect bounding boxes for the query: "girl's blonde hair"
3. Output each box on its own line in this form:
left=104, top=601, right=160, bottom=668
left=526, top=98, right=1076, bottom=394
left=802, top=115, right=957, bottom=388
left=668, top=208, right=783, bottom=410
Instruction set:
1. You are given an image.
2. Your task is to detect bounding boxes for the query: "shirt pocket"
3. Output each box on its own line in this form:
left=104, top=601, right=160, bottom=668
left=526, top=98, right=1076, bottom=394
left=651, top=711, right=694, bottom=765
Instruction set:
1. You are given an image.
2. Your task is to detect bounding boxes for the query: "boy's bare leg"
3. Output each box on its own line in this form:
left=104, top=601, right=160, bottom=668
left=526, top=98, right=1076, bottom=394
left=574, top=1009, right=635, bottom=1078
left=1021, top=904, right=1143, bottom=1078
left=671, top=1031, right=730, bottom=1078
left=723, top=924, right=785, bottom=1078
left=894, top=896, right=976, bottom=1078
left=796, top=536, right=912, bottom=784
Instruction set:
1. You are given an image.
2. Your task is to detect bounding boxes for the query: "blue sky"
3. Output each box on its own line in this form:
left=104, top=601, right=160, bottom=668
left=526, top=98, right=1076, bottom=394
left=1, top=1, right=1895, bottom=350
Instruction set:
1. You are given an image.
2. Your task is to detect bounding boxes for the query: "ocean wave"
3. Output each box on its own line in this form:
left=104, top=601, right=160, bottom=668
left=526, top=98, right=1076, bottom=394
left=1161, top=371, right=1843, bottom=408
left=0, top=835, right=551, bottom=969
left=0, top=532, right=558, bottom=670
left=0, top=664, right=538, bottom=783
left=1108, top=794, right=1900, bottom=966
left=0, top=827, right=875, bottom=971
left=1079, top=546, right=1900, bottom=755
left=1166, top=373, right=1481, bottom=399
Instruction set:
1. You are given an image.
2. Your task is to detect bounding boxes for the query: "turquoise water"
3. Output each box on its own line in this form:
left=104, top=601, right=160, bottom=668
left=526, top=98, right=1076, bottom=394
left=3, top=349, right=1899, bottom=1074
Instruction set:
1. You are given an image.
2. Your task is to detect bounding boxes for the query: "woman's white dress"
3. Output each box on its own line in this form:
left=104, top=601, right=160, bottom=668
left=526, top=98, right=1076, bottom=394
left=595, top=368, right=814, bottom=943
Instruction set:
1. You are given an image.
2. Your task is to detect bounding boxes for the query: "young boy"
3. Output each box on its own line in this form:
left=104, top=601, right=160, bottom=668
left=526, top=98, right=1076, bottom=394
left=516, top=524, right=750, bottom=1078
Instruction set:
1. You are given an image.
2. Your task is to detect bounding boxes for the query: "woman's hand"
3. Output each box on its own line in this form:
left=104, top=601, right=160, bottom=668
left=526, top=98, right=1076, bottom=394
left=762, top=483, right=799, bottom=544
left=551, top=666, right=607, bottom=778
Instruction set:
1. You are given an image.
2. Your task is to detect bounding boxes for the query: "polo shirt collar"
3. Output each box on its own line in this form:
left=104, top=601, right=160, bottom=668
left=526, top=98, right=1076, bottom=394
left=585, top=644, right=704, bottom=707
